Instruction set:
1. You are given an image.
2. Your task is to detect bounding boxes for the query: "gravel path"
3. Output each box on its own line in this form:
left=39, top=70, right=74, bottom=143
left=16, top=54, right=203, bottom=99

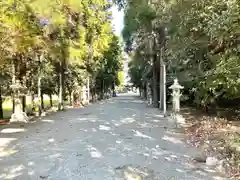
left=0, top=94, right=226, bottom=180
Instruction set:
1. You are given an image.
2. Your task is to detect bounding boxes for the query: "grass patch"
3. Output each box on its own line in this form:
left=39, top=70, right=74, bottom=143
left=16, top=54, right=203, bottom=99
left=2, top=99, right=59, bottom=119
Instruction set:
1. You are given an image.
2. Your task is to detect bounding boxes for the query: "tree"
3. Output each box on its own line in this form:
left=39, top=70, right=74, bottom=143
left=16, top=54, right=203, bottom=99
left=124, top=0, right=240, bottom=109
left=0, top=0, right=124, bottom=120
left=94, top=35, right=123, bottom=98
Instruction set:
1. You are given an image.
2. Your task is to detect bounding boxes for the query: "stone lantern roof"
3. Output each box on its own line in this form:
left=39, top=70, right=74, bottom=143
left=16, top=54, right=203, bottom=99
left=169, top=79, right=184, bottom=90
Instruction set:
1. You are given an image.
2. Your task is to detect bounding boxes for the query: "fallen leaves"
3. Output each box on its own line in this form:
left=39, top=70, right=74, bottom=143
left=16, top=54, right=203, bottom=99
left=182, top=109, right=240, bottom=179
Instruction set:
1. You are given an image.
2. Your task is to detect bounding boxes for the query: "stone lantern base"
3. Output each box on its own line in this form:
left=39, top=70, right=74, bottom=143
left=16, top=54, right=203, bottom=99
left=10, top=80, right=28, bottom=123
left=10, top=97, right=28, bottom=123
left=10, top=112, right=28, bottom=123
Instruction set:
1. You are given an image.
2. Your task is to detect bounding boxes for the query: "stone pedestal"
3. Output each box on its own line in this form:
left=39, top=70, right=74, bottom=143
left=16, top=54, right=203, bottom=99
left=172, top=93, right=181, bottom=112
left=81, top=86, right=89, bottom=105
left=10, top=80, right=28, bottom=123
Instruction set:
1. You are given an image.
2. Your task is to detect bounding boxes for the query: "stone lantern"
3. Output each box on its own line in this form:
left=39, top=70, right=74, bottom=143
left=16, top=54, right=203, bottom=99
left=10, top=80, right=28, bottom=123
left=169, top=78, right=184, bottom=113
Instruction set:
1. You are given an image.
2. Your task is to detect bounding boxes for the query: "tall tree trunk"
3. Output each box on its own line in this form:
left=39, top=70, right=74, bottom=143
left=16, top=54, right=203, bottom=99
left=12, top=97, right=15, bottom=114
left=22, top=96, right=26, bottom=112
left=12, top=59, right=16, bottom=113
left=71, top=91, right=74, bottom=106
left=95, top=85, right=97, bottom=101
left=41, top=91, right=44, bottom=110
left=139, top=87, right=142, bottom=97
left=86, top=76, right=90, bottom=103
left=68, top=90, right=73, bottom=106
left=22, top=76, right=27, bottom=112
left=101, top=80, right=104, bottom=99
left=37, top=76, right=42, bottom=116
left=143, top=83, right=147, bottom=99
left=0, top=85, right=3, bottom=119
left=31, top=93, right=35, bottom=113
left=159, top=45, right=167, bottom=113
left=49, top=94, right=53, bottom=107
left=92, top=90, right=94, bottom=102
left=112, top=79, right=116, bottom=97
left=152, top=64, right=158, bottom=107
left=58, top=62, right=64, bottom=110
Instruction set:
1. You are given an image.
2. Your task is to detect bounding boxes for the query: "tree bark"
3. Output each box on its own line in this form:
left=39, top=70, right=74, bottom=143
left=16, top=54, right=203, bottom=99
left=49, top=94, right=53, bottom=107
left=152, top=64, right=158, bottom=107
left=31, top=93, right=35, bottom=113
left=0, top=85, right=3, bottom=119
left=101, top=80, right=104, bottom=99
left=22, top=96, right=26, bottom=112
left=86, top=76, right=90, bottom=103
left=69, top=90, right=73, bottom=106
left=143, top=83, right=147, bottom=99
left=41, top=91, right=44, bottom=110
left=58, top=62, right=64, bottom=110
left=12, top=59, right=16, bottom=113
left=139, top=88, right=142, bottom=97
left=37, top=76, right=42, bottom=116
left=12, top=96, right=15, bottom=114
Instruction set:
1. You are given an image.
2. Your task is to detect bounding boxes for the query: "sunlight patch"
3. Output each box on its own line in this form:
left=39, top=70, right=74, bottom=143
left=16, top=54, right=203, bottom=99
left=151, top=120, right=160, bottom=122
left=132, top=130, right=155, bottom=140
left=213, top=176, right=226, bottom=180
left=115, top=165, right=157, bottom=180
left=77, top=117, right=88, bottom=121
left=109, top=132, right=117, bottom=136
left=116, top=140, right=122, bottom=144
left=170, top=154, right=178, bottom=158
left=90, top=151, right=102, bottom=158
left=162, top=135, right=183, bottom=144
left=176, top=168, right=185, bottom=173
left=121, top=118, right=135, bottom=124
left=196, top=170, right=207, bottom=176
left=92, top=128, right=97, bottom=132
left=152, top=150, right=164, bottom=156
left=42, top=119, right=54, bottom=123
left=28, top=162, right=34, bottom=166
left=79, top=128, right=88, bottom=132
left=99, top=125, right=111, bottom=131
left=1, top=128, right=25, bottom=133
left=49, top=153, right=61, bottom=159
left=28, top=171, right=34, bottom=176
left=138, top=123, right=152, bottom=128
left=155, top=114, right=164, bottom=118
left=0, top=149, right=18, bottom=157
left=0, top=138, right=17, bottom=149
left=164, top=157, right=172, bottom=161
left=87, top=145, right=102, bottom=158
left=0, top=164, right=25, bottom=179
left=48, top=138, right=55, bottom=142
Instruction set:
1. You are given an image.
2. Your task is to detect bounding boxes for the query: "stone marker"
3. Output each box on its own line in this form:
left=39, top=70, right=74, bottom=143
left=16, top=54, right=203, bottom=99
left=169, top=78, right=184, bottom=113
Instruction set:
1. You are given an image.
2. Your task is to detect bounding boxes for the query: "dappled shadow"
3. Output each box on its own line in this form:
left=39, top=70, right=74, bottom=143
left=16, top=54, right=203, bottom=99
left=115, top=164, right=159, bottom=179
left=0, top=96, right=228, bottom=179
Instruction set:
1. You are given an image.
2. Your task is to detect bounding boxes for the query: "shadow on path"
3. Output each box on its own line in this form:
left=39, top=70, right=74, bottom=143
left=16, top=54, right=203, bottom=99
left=0, top=95, right=227, bottom=180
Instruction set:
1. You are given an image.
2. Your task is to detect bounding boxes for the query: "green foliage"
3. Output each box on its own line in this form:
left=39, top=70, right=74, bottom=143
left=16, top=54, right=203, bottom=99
left=0, top=0, right=124, bottom=112
left=124, top=0, right=240, bottom=107
left=117, top=71, right=125, bottom=87
left=95, top=35, right=123, bottom=92
left=122, top=0, right=155, bottom=51
left=128, top=46, right=151, bottom=88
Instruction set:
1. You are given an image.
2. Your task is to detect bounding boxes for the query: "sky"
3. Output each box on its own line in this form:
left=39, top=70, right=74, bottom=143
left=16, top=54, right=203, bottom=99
left=111, top=6, right=130, bottom=84
left=111, top=5, right=124, bottom=37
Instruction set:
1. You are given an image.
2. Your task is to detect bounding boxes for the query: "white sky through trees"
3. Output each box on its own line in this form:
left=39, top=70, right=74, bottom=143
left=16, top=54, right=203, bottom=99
left=111, top=6, right=129, bottom=85
left=111, top=5, right=124, bottom=37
